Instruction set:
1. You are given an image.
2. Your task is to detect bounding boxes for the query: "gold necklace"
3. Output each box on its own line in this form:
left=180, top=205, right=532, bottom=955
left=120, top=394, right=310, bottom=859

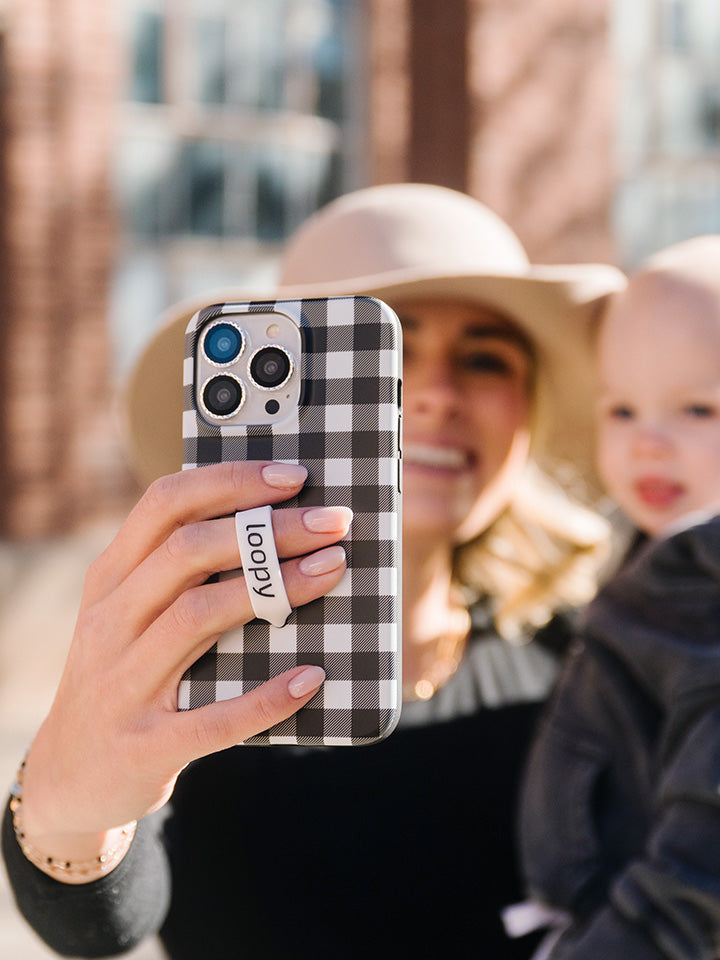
left=403, top=606, right=472, bottom=702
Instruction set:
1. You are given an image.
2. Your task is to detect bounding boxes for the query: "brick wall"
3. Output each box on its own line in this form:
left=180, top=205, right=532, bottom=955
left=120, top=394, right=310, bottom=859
left=368, top=0, right=410, bottom=185
left=0, top=0, right=133, bottom=539
left=0, top=0, right=617, bottom=539
left=369, top=0, right=617, bottom=264
left=467, top=0, right=617, bottom=263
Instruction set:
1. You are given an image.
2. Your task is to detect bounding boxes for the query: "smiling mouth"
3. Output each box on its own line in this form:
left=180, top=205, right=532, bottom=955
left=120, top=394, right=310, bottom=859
left=403, top=443, right=469, bottom=470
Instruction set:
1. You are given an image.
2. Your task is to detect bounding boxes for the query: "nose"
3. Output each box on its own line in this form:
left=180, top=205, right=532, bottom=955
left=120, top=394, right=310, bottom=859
left=632, top=421, right=673, bottom=459
left=407, top=358, right=463, bottom=419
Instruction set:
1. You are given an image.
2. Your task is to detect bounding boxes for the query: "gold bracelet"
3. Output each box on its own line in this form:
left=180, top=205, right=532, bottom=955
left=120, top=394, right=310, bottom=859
left=10, top=757, right=137, bottom=882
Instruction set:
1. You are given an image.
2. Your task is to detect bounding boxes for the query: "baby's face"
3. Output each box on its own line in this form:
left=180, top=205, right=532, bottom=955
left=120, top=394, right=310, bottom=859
left=597, top=272, right=720, bottom=536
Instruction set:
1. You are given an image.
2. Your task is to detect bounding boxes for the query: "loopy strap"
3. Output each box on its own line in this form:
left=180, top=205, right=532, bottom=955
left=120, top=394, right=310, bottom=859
left=235, top=505, right=291, bottom=627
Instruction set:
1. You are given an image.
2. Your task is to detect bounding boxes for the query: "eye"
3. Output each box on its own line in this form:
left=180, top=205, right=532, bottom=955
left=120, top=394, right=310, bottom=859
left=605, top=404, right=634, bottom=421
left=684, top=403, right=718, bottom=419
left=402, top=335, right=419, bottom=365
left=464, top=350, right=513, bottom=374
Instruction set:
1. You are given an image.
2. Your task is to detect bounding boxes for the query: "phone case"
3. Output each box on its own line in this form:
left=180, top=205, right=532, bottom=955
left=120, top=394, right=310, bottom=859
left=180, top=296, right=402, bottom=745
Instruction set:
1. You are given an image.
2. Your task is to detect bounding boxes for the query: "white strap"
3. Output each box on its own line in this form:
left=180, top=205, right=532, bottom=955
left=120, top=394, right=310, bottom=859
left=502, top=901, right=572, bottom=960
left=235, top=506, right=291, bottom=627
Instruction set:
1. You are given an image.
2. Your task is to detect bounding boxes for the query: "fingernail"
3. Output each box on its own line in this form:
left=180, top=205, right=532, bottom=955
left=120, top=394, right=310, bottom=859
left=298, top=545, right=347, bottom=576
left=261, top=463, right=308, bottom=489
left=302, top=506, right=353, bottom=534
left=288, top=665, right=326, bottom=699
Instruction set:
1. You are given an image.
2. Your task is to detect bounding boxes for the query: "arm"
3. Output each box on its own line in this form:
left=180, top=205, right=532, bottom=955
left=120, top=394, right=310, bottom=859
left=2, top=461, right=351, bottom=955
left=2, top=802, right=170, bottom=957
left=548, top=702, right=720, bottom=960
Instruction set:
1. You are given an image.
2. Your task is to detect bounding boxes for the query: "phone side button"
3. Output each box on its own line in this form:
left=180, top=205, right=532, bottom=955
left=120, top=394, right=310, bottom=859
left=397, top=415, right=402, bottom=493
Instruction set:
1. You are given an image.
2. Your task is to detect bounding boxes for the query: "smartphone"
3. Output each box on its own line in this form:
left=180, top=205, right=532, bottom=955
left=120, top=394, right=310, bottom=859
left=179, top=296, right=402, bottom=746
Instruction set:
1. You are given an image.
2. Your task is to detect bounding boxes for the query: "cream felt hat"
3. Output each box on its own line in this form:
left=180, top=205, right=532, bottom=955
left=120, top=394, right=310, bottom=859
left=124, top=183, right=626, bottom=487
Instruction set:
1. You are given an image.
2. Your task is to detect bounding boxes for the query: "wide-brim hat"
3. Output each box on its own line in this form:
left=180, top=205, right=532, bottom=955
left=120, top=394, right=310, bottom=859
left=125, top=183, right=626, bottom=488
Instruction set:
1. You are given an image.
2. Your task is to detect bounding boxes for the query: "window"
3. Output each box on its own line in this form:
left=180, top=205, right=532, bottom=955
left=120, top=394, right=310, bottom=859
left=112, top=0, right=364, bottom=370
left=612, top=0, right=720, bottom=265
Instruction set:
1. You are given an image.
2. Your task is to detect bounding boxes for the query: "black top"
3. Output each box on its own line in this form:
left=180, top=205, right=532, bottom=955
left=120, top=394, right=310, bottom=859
left=4, top=605, right=563, bottom=959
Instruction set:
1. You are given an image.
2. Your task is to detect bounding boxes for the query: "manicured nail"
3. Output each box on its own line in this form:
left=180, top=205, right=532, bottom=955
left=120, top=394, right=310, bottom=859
left=298, top=545, right=347, bottom=576
left=261, top=463, right=308, bottom=489
left=288, top=665, right=326, bottom=699
left=302, top=506, right=353, bottom=534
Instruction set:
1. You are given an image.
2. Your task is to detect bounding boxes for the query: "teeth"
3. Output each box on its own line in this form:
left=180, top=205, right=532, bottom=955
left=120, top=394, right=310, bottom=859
left=404, top=443, right=467, bottom=469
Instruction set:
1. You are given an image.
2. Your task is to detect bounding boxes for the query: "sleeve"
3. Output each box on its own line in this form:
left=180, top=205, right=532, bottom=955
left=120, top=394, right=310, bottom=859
left=2, top=799, right=171, bottom=957
left=547, top=703, right=720, bottom=960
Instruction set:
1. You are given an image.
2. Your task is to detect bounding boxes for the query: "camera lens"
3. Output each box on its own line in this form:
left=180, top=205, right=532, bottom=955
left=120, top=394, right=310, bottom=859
left=249, top=346, right=293, bottom=389
left=203, top=322, right=244, bottom=365
left=202, top=375, right=244, bottom=418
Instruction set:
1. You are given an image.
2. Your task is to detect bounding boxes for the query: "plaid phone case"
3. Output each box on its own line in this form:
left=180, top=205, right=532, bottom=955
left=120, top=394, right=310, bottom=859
left=180, top=296, right=402, bottom=745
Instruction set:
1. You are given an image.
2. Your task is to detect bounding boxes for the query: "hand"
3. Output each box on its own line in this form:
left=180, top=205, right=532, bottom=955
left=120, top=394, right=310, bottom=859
left=18, top=461, right=351, bottom=877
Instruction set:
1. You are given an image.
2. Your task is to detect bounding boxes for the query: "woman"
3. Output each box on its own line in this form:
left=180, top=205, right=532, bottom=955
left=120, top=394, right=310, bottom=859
left=2, top=184, right=624, bottom=958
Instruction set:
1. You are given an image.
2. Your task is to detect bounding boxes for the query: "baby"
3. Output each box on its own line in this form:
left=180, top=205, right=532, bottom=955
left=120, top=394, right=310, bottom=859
left=512, top=235, right=720, bottom=959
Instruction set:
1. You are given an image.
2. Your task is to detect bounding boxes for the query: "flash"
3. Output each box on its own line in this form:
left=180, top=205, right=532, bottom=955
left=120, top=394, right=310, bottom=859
left=266, top=323, right=280, bottom=339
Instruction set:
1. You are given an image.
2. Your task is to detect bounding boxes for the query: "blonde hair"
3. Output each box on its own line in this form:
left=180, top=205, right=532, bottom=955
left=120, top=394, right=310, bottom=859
left=454, top=462, right=610, bottom=641
left=448, top=295, right=613, bottom=639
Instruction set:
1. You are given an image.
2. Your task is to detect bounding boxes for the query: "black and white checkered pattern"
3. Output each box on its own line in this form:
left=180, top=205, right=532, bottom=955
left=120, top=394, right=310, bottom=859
left=179, top=296, right=402, bottom=745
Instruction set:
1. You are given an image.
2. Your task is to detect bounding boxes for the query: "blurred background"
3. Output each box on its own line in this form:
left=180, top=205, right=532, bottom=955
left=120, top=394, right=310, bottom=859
left=1, top=0, right=719, bottom=955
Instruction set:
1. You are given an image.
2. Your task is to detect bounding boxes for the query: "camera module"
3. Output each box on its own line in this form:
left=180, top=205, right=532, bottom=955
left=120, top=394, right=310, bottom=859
left=203, top=321, right=245, bottom=365
left=249, top=345, right=293, bottom=390
left=202, top=375, right=244, bottom=418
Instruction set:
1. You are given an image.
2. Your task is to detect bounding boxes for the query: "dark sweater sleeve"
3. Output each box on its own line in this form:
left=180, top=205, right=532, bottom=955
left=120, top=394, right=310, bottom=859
left=2, top=800, right=171, bottom=957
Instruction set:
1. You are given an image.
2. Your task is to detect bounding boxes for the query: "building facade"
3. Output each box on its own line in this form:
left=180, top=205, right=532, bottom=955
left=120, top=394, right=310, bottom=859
left=0, top=0, right=617, bottom=538
left=612, top=0, right=720, bottom=264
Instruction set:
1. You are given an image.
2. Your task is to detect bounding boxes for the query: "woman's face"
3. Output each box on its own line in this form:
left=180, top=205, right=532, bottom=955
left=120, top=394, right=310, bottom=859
left=397, top=298, right=533, bottom=546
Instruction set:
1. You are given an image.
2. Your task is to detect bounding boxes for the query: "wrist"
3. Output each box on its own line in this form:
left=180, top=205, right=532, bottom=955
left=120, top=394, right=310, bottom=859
left=10, top=756, right=137, bottom=885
